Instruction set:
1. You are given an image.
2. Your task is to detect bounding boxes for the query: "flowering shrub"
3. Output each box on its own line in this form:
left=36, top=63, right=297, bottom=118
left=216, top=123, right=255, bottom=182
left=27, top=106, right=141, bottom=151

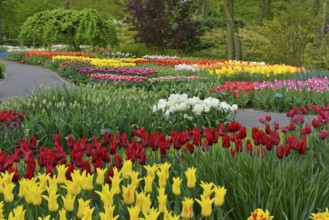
left=76, top=67, right=157, bottom=75
left=0, top=161, right=227, bottom=219
left=52, top=56, right=145, bottom=67
left=90, top=74, right=149, bottom=82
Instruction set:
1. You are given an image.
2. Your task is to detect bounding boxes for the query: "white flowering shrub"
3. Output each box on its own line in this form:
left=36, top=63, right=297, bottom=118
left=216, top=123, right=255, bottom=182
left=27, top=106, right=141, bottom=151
left=152, top=94, right=238, bottom=130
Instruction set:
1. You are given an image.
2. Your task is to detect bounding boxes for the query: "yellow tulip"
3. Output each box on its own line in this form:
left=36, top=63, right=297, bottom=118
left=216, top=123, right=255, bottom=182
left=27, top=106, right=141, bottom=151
left=8, top=205, right=26, bottom=220
left=18, top=179, right=29, bottom=198
left=195, top=195, right=215, bottom=217
left=143, top=175, right=154, bottom=193
left=0, top=182, right=15, bottom=202
left=77, top=198, right=90, bottom=219
left=200, top=181, right=214, bottom=199
left=247, top=208, right=274, bottom=220
left=135, top=191, right=145, bottom=211
left=56, top=164, right=68, bottom=184
left=80, top=171, right=94, bottom=191
left=159, top=162, right=171, bottom=179
left=59, top=208, right=67, bottom=220
left=81, top=206, right=94, bottom=220
left=42, top=190, right=59, bottom=212
left=99, top=205, right=119, bottom=220
left=164, top=211, right=181, bottom=220
left=62, top=180, right=81, bottom=195
left=144, top=164, right=158, bottom=178
left=121, top=160, right=133, bottom=179
left=110, top=174, right=122, bottom=195
left=122, top=184, right=135, bottom=205
left=95, top=184, right=117, bottom=207
left=172, top=177, right=182, bottom=196
left=156, top=170, right=167, bottom=188
left=129, top=171, right=142, bottom=189
left=26, top=183, right=44, bottom=205
left=181, top=197, right=194, bottom=219
left=0, top=201, right=4, bottom=219
left=128, top=206, right=140, bottom=220
left=142, top=193, right=152, bottom=214
left=213, top=185, right=227, bottom=207
left=61, top=193, right=76, bottom=212
left=141, top=208, right=161, bottom=219
left=37, top=173, right=50, bottom=189
left=157, top=187, right=167, bottom=213
left=96, top=168, right=107, bottom=185
left=184, top=167, right=197, bottom=188
left=38, top=215, right=51, bottom=220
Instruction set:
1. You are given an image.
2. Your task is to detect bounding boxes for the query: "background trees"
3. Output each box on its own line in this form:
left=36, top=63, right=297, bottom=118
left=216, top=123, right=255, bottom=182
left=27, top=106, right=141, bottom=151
left=19, top=9, right=117, bottom=50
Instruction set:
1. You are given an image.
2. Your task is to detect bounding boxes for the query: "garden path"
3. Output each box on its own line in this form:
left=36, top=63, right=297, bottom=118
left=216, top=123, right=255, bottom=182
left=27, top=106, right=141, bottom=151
left=0, top=61, right=71, bottom=101
left=0, top=61, right=291, bottom=127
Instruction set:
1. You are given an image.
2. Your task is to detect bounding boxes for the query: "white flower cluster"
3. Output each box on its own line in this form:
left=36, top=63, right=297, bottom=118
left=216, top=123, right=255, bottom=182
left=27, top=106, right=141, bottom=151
left=153, top=94, right=238, bottom=118
left=142, top=55, right=181, bottom=60
left=174, top=64, right=199, bottom=72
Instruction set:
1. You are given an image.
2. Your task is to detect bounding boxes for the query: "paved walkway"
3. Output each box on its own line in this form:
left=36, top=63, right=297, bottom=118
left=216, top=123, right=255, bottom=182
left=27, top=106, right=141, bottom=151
left=0, top=60, right=292, bottom=127
left=0, top=61, right=71, bottom=101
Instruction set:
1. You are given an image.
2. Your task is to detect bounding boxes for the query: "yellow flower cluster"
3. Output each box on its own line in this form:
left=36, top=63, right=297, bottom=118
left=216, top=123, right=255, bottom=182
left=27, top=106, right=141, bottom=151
left=310, top=208, right=329, bottom=220
left=52, top=56, right=146, bottom=67
left=247, top=208, right=274, bottom=220
left=207, top=61, right=303, bottom=77
left=0, top=161, right=227, bottom=220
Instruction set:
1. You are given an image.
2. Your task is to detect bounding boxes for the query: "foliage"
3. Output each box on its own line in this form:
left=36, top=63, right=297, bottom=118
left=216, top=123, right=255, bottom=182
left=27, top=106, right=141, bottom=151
left=19, top=9, right=117, bottom=50
left=0, top=61, right=5, bottom=78
left=126, top=0, right=201, bottom=52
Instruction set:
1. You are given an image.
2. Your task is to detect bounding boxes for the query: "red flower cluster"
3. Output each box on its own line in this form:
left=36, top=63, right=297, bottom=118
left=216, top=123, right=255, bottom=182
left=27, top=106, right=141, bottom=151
left=0, top=109, right=25, bottom=130
left=209, top=81, right=256, bottom=98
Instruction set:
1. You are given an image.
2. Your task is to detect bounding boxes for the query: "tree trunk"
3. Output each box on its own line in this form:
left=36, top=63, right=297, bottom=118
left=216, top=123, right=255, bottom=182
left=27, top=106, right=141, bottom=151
left=0, top=14, right=3, bottom=45
left=201, top=0, right=207, bottom=21
left=258, top=0, right=271, bottom=24
left=223, top=0, right=242, bottom=60
left=64, top=0, right=70, bottom=9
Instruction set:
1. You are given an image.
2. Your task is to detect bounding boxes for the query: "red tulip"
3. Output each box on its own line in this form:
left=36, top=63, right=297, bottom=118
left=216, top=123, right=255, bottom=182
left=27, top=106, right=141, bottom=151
left=113, top=154, right=123, bottom=168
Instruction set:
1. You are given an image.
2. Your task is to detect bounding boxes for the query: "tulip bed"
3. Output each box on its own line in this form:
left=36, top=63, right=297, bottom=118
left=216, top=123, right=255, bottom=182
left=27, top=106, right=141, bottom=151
left=2, top=50, right=329, bottom=219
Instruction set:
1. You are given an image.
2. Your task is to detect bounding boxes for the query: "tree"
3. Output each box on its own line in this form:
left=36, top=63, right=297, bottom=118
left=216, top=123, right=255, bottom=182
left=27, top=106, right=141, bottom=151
left=19, top=9, right=117, bottom=50
left=258, top=0, right=272, bottom=24
left=126, top=0, right=201, bottom=52
left=223, top=0, right=242, bottom=60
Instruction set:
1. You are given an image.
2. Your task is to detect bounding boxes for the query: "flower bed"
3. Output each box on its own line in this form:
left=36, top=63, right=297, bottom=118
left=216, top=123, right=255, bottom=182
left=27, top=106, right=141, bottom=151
left=76, top=67, right=157, bottom=75
left=90, top=74, right=149, bottom=82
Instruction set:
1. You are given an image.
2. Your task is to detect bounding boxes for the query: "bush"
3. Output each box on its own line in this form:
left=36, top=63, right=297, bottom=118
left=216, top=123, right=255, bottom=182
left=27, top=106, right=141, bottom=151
left=0, top=62, right=5, bottom=79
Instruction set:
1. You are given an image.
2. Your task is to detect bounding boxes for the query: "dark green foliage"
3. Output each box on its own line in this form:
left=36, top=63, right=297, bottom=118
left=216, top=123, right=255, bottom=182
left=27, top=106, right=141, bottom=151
left=0, top=61, right=5, bottom=78
left=19, top=9, right=117, bottom=50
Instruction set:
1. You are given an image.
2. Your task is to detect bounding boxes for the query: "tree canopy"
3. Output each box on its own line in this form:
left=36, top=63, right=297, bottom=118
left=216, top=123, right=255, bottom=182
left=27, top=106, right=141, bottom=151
left=19, top=9, right=117, bottom=50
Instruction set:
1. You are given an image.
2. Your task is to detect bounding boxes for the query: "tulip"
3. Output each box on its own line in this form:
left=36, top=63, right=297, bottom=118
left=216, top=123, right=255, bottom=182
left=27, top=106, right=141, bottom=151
left=77, top=199, right=90, bottom=219
left=196, top=195, right=215, bottom=217
left=0, top=182, right=15, bottom=202
left=247, top=208, right=274, bottom=220
left=185, top=167, right=197, bottom=188
left=99, top=205, right=119, bottom=220
left=95, top=168, right=107, bottom=185
left=200, top=181, right=214, bottom=199
left=172, top=177, right=182, bottom=196
left=165, top=210, right=181, bottom=220
left=42, top=189, right=59, bottom=212
left=122, top=184, right=136, bottom=205
left=142, top=193, right=152, bottom=214
left=157, top=170, right=168, bottom=188
left=8, top=205, right=26, bottom=220
left=144, top=164, right=158, bottom=178
left=82, top=206, right=95, bottom=220
left=141, top=208, right=161, bottom=219
left=38, top=216, right=51, bottom=220
left=0, top=201, right=3, bottom=219
left=181, top=197, right=194, bottom=219
left=157, top=187, right=167, bottom=213
left=130, top=171, right=142, bottom=189
left=59, top=209, right=67, bottom=220
left=121, top=160, right=133, bottom=179
left=144, top=175, right=154, bottom=193
left=135, top=191, right=145, bottom=211
left=128, top=206, right=141, bottom=220
left=61, top=193, right=76, bottom=212
left=56, top=164, right=68, bottom=184
left=213, top=185, right=227, bottom=207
